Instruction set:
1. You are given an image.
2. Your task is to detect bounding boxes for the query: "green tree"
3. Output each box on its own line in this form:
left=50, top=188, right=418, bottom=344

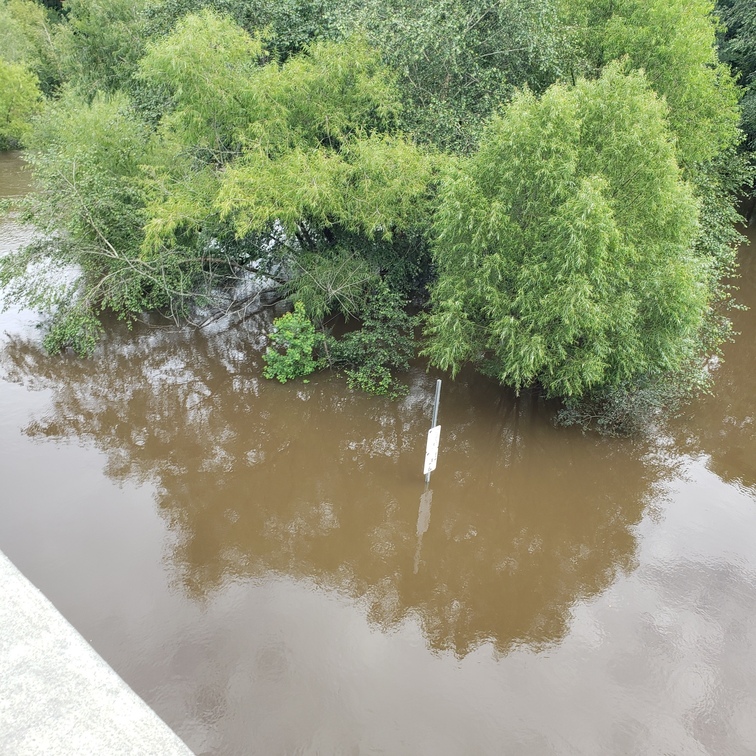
left=331, top=0, right=571, bottom=152
left=3, top=0, right=745, bottom=416
left=0, top=0, right=61, bottom=94
left=137, top=8, right=265, bottom=156
left=568, top=0, right=741, bottom=169
left=0, top=90, right=154, bottom=352
left=0, top=59, right=42, bottom=148
left=53, top=0, right=151, bottom=95
left=4, top=12, right=437, bottom=364
left=424, top=64, right=708, bottom=401
left=138, top=12, right=440, bottom=318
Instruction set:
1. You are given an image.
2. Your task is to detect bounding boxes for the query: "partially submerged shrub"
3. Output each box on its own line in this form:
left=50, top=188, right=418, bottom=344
left=327, top=282, right=416, bottom=398
left=263, top=301, right=319, bottom=383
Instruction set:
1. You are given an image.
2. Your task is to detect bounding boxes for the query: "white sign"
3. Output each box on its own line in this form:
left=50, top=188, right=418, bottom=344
left=423, top=425, right=441, bottom=476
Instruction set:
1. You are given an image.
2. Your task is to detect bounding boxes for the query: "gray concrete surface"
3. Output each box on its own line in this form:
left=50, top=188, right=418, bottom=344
left=0, top=550, right=194, bottom=755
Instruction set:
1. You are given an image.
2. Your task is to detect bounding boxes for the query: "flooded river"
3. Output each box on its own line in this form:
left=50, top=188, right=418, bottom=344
left=1, top=150, right=755, bottom=755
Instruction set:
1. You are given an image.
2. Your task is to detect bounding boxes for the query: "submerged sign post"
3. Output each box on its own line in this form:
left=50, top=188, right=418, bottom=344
left=424, top=379, right=442, bottom=483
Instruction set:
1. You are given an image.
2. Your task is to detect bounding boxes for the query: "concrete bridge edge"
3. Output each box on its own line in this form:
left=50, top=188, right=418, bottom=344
left=0, top=550, right=194, bottom=755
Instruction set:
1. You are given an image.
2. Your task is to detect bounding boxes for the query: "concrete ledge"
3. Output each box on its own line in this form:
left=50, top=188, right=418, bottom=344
left=0, top=550, right=193, bottom=755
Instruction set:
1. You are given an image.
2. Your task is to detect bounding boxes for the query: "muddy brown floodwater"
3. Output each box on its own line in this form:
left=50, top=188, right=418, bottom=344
left=1, top=150, right=756, bottom=755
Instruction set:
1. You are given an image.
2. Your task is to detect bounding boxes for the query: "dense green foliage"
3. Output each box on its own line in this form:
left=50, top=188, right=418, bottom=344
left=3, top=13, right=438, bottom=362
left=0, top=58, right=41, bottom=148
left=0, top=0, right=54, bottom=147
left=425, top=65, right=705, bottom=398
left=0, top=0, right=752, bottom=429
left=54, top=0, right=151, bottom=95
left=0, top=0, right=60, bottom=95
left=569, top=0, right=741, bottom=168
left=1, top=91, right=156, bottom=352
left=135, top=11, right=439, bottom=322
left=330, top=0, right=570, bottom=152
left=327, top=283, right=416, bottom=397
left=263, top=301, right=320, bottom=383
left=717, top=0, right=756, bottom=150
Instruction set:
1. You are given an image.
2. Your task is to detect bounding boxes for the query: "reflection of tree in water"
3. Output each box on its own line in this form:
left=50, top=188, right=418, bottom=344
left=1, top=318, right=670, bottom=657
left=671, top=242, right=756, bottom=492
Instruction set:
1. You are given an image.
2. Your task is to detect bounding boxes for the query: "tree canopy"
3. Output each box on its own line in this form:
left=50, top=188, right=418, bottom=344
left=137, top=12, right=440, bottom=320
left=329, top=0, right=570, bottom=152
left=0, top=0, right=752, bottom=428
left=424, top=64, right=707, bottom=399
left=717, top=0, right=756, bottom=150
left=568, top=0, right=741, bottom=168
left=0, top=58, right=41, bottom=148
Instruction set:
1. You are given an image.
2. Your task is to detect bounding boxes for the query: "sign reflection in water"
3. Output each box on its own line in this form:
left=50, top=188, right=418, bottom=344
left=1, top=323, right=661, bottom=656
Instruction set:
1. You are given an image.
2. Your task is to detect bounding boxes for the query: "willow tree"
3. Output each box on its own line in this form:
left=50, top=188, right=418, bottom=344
left=52, top=0, right=152, bottom=95
left=424, top=64, right=708, bottom=402
left=0, top=91, right=156, bottom=354
left=0, top=58, right=41, bottom=147
left=566, top=0, right=740, bottom=169
left=329, top=0, right=571, bottom=153
left=3, top=10, right=437, bottom=366
left=601, top=0, right=740, bottom=170
left=0, top=0, right=60, bottom=95
left=139, top=10, right=440, bottom=319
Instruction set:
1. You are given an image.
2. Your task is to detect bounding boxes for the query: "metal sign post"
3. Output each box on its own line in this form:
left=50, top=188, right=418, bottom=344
left=424, top=379, right=442, bottom=484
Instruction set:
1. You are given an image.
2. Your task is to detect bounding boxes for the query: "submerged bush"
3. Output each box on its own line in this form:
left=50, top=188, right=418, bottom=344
left=327, top=283, right=416, bottom=398
left=263, top=301, right=319, bottom=383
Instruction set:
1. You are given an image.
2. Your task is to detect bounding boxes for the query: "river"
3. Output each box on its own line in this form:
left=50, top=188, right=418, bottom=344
left=1, top=150, right=755, bottom=755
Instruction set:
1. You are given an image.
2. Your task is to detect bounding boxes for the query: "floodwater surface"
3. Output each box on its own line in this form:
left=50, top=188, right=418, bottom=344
left=1, top=151, right=755, bottom=755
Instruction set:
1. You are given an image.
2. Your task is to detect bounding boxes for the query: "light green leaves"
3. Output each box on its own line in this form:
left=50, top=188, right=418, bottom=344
left=0, top=59, right=41, bottom=147
left=263, top=301, right=319, bottom=382
left=219, top=135, right=438, bottom=240
left=425, top=64, right=706, bottom=399
left=138, top=13, right=438, bottom=303
left=138, top=9, right=265, bottom=154
left=572, top=0, right=741, bottom=168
